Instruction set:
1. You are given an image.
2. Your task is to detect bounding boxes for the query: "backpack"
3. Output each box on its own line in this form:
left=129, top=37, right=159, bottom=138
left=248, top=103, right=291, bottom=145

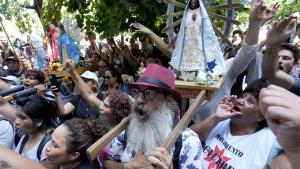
left=18, top=130, right=53, bottom=161
left=0, top=117, right=13, bottom=129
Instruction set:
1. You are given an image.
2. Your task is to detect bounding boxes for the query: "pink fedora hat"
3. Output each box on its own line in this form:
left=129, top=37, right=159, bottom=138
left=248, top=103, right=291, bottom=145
left=129, top=64, right=181, bottom=100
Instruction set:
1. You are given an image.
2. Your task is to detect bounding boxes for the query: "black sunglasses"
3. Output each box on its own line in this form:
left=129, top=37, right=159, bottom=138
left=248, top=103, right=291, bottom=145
left=104, top=76, right=113, bottom=80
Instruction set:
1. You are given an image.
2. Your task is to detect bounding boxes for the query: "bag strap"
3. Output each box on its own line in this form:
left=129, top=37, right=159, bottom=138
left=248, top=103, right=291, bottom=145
left=0, top=117, right=13, bottom=129
left=18, top=135, right=29, bottom=154
left=37, top=130, right=54, bottom=161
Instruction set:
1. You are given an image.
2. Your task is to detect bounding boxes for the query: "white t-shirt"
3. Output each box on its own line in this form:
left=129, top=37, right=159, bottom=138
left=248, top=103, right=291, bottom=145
left=14, top=135, right=47, bottom=162
left=0, top=116, right=14, bottom=149
left=200, top=119, right=282, bottom=169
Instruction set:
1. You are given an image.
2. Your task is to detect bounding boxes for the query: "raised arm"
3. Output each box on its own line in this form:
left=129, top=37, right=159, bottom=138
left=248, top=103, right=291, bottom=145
left=192, top=97, right=241, bottom=140
left=259, top=85, right=300, bottom=169
left=51, top=86, right=75, bottom=116
left=193, top=0, right=278, bottom=122
left=131, top=22, right=173, bottom=58
left=64, top=59, right=101, bottom=109
left=262, top=15, right=297, bottom=89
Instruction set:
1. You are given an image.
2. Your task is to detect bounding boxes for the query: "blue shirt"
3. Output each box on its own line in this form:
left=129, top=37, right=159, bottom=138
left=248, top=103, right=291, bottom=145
left=291, top=77, right=300, bottom=96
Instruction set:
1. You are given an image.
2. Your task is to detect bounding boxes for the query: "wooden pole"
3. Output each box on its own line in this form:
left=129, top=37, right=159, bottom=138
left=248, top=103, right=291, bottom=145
left=0, top=17, right=18, bottom=56
left=86, top=117, right=130, bottom=161
left=161, top=90, right=206, bottom=150
left=86, top=90, right=206, bottom=162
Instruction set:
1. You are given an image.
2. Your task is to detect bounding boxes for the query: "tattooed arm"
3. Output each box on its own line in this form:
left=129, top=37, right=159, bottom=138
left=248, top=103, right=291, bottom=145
left=0, top=145, right=46, bottom=169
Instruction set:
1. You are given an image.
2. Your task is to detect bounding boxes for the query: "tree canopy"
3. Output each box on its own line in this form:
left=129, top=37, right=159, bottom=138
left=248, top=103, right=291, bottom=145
left=0, top=0, right=299, bottom=38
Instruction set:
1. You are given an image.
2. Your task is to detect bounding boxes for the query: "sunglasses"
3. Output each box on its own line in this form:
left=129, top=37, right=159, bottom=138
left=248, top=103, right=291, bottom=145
left=104, top=76, right=113, bottom=80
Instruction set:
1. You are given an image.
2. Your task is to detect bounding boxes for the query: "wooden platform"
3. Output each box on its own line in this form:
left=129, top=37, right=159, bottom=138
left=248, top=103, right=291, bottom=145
left=175, top=78, right=223, bottom=99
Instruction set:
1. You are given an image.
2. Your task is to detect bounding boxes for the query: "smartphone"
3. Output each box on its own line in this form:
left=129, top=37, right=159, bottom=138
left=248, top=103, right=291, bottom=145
left=48, top=74, right=59, bottom=88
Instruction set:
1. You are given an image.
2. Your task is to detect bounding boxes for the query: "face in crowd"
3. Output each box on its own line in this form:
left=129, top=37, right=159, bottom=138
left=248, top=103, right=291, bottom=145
left=98, top=60, right=108, bottom=77
left=104, top=70, right=117, bottom=87
left=278, top=49, right=295, bottom=74
left=232, top=32, right=243, bottom=47
left=15, top=108, right=40, bottom=136
left=7, top=59, right=20, bottom=73
left=229, top=79, right=269, bottom=130
left=189, top=0, right=200, bottom=10
left=131, top=86, right=166, bottom=121
left=22, top=69, right=45, bottom=88
left=82, top=77, right=98, bottom=93
left=99, top=91, right=131, bottom=127
left=0, top=36, right=8, bottom=46
left=45, top=118, right=108, bottom=166
left=230, top=93, right=264, bottom=126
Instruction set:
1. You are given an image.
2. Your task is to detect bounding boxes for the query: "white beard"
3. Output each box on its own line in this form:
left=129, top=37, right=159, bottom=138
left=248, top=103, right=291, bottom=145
left=127, top=102, right=173, bottom=155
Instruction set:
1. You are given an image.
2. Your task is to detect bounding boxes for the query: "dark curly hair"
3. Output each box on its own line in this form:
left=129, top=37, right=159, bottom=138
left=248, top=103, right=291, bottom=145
left=108, top=90, right=132, bottom=123
left=63, top=118, right=108, bottom=161
left=24, top=69, right=45, bottom=84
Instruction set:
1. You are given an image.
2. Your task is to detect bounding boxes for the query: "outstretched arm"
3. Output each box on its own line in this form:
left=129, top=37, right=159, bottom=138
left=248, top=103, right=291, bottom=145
left=131, top=22, right=173, bottom=58
left=64, top=59, right=101, bottom=109
left=0, top=145, right=46, bottom=169
left=262, top=15, right=297, bottom=89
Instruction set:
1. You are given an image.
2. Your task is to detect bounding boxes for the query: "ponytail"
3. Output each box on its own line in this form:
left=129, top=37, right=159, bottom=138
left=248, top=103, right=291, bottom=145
left=63, top=118, right=108, bottom=160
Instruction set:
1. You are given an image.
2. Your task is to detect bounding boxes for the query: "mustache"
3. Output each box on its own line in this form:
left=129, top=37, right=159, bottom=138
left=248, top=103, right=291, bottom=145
left=134, top=104, right=149, bottom=114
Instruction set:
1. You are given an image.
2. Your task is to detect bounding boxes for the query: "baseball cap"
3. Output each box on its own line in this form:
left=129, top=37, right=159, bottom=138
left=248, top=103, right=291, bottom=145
left=80, top=71, right=98, bottom=85
left=5, top=56, right=18, bottom=62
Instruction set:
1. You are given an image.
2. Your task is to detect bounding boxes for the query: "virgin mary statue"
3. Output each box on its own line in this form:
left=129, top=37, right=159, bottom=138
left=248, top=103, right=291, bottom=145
left=169, top=0, right=225, bottom=83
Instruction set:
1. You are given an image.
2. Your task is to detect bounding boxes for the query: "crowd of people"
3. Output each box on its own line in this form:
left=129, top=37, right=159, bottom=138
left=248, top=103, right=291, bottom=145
left=0, top=0, right=300, bottom=169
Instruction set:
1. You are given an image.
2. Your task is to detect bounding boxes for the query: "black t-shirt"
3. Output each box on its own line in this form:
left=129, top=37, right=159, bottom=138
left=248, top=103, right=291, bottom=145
left=57, top=160, right=93, bottom=169
left=73, top=160, right=92, bottom=169
left=69, top=93, right=103, bottom=119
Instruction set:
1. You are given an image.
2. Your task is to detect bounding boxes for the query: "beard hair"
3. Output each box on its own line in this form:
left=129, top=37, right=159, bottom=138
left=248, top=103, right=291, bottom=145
left=127, top=102, right=173, bottom=155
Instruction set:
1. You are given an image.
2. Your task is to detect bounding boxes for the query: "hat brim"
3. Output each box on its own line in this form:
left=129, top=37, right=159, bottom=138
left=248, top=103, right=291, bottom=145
left=128, top=81, right=181, bottom=101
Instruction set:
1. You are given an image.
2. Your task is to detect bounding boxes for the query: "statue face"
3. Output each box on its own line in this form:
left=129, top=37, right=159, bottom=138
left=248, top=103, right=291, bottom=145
left=189, top=0, right=199, bottom=10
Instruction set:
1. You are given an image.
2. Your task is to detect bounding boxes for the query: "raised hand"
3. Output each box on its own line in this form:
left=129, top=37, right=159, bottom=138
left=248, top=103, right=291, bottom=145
left=266, top=15, right=297, bottom=46
left=220, top=95, right=237, bottom=110
left=50, top=85, right=59, bottom=96
left=250, top=0, right=279, bottom=24
left=214, top=102, right=242, bottom=121
left=64, top=59, right=76, bottom=73
left=259, top=85, right=300, bottom=154
left=131, top=22, right=152, bottom=35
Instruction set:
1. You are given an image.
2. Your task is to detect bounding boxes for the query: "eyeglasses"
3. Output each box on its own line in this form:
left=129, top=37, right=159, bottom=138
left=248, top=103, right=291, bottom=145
left=104, top=76, right=112, bottom=80
left=131, top=88, right=158, bottom=101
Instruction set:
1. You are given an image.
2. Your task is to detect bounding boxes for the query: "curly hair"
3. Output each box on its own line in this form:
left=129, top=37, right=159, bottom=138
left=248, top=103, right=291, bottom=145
left=108, top=90, right=132, bottom=123
left=24, top=69, right=45, bottom=84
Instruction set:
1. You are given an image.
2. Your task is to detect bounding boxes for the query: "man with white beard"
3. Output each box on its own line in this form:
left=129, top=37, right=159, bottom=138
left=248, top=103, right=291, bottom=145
left=104, top=64, right=202, bottom=169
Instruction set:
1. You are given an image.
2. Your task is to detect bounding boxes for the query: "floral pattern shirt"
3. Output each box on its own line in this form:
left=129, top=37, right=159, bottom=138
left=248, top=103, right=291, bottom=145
left=107, top=128, right=203, bottom=169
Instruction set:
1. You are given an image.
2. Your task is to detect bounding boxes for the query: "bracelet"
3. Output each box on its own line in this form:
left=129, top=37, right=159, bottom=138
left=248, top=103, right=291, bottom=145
left=123, top=163, right=127, bottom=169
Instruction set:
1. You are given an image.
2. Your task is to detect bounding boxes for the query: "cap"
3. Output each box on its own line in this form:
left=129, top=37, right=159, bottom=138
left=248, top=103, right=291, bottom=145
left=80, top=71, right=98, bottom=85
